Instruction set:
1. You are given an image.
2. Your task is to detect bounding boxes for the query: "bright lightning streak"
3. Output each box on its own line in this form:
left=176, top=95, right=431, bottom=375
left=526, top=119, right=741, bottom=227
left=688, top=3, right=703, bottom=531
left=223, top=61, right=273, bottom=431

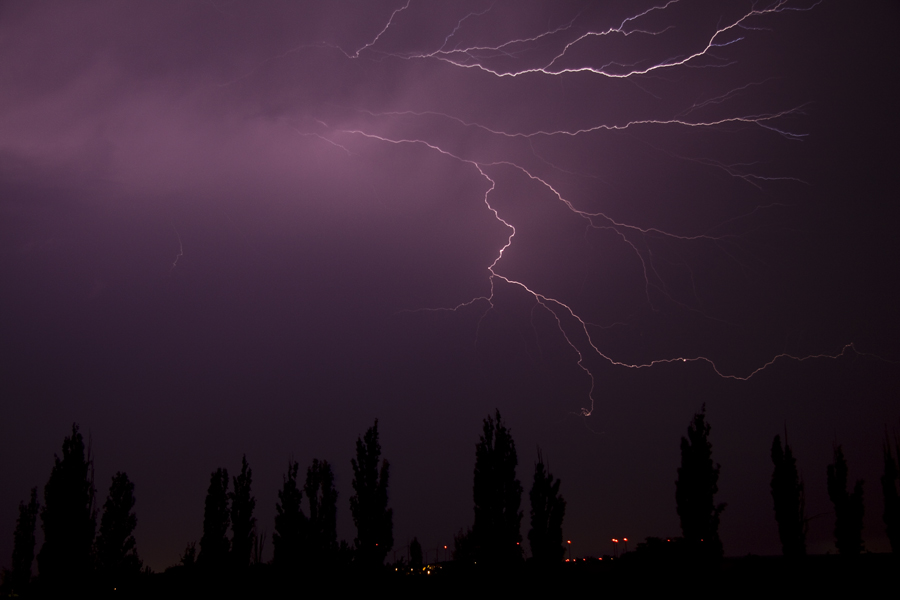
left=336, top=126, right=856, bottom=416
left=171, top=226, right=183, bottom=273
left=371, top=0, right=820, bottom=81
left=350, top=0, right=412, bottom=59
left=260, top=0, right=861, bottom=416
left=359, top=107, right=809, bottom=141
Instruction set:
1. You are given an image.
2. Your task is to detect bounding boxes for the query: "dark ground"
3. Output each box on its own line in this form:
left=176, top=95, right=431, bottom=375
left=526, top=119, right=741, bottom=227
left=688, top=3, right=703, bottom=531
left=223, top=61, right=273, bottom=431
left=21, top=553, right=896, bottom=598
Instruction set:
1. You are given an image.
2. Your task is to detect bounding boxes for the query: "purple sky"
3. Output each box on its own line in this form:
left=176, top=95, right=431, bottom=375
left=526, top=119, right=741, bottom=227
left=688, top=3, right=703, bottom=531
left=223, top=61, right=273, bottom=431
left=1, top=1, right=898, bottom=570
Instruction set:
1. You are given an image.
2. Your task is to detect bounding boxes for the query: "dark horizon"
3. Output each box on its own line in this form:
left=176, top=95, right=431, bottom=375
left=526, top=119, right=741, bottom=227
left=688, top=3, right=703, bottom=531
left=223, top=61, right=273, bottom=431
left=1, top=0, right=898, bottom=573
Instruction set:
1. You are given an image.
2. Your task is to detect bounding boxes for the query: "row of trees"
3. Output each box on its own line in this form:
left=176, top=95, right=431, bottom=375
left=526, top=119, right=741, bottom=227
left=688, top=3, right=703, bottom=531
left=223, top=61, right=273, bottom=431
left=3, top=421, right=392, bottom=592
left=6, top=413, right=565, bottom=590
left=674, top=406, right=900, bottom=559
left=8, top=411, right=897, bottom=590
left=453, top=410, right=566, bottom=566
left=458, top=406, right=896, bottom=565
left=770, top=429, right=900, bottom=557
left=5, top=425, right=141, bottom=594
left=272, top=458, right=339, bottom=568
left=189, top=420, right=392, bottom=574
left=193, top=412, right=567, bottom=573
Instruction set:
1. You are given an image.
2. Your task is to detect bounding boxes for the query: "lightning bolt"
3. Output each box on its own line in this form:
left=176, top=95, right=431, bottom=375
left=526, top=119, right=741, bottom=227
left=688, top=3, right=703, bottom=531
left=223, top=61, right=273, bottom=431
left=350, top=0, right=413, bottom=59
left=242, top=0, right=873, bottom=416
left=335, top=126, right=861, bottom=417
left=171, top=226, right=183, bottom=273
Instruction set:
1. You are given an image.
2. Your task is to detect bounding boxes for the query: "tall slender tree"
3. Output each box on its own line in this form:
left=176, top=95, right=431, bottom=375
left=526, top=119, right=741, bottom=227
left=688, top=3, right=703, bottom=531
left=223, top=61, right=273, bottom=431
left=230, top=455, right=256, bottom=569
left=472, top=410, right=523, bottom=565
left=409, top=537, right=423, bottom=571
left=37, top=423, right=96, bottom=584
left=881, top=431, right=900, bottom=553
left=273, top=459, right=306, bottom=568
left=198, top=468, right=230, bottom=568
left=95, top=472, right=142, bottom=583
left=305, top=458, right=338, bottom=564
left=675, top=406, right=725, bottom=558
left=528, top=449, right=566, bottom=564
left=827, top=444, right=864, bottom=555
left=9, top=487, right=39, bottom=592
left=770, top=434, right=806, bottom=556
left=350, top=420, right=393, bottom=569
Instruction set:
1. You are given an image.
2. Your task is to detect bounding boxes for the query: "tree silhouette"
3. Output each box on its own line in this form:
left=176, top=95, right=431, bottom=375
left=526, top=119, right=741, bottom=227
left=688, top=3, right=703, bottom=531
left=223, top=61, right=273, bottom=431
left=9, top=487, right=39, bottom=592
left=827, top=444, right=864, bottom=555
left=37, top=423, right=96, bottom=585
left=198, top=468, right=230, bottom=568
left=675, top=406, right=725, bottom=558
left=471, top=410, right=523, bottom=565
left=305, top=458, right=338, bottom=564
left=95, top=472, right=142, bottom=583
left=882, top=431, right=900, bottom=553
left=180, top=542, right=196, bottom=568
left=528, top=449, right=565, bottom=565
left=409, top=537, right=423, bottom=571
left=273, top=459, right=306, bottom=569
left=229, top=455, right=256, bottom=570
left=251, top=530, right=266, bottom=566
left=350, top=420, right=393, bottom=569
left=452, top=527, right=474, bottom=563
left=770, top=434, right=806, bottom=556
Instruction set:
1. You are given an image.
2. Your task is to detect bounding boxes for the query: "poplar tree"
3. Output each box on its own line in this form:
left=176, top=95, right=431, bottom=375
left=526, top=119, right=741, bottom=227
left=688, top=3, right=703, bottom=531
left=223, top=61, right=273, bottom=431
left=305, top=459, right=338, bottom=563
left=229, top=456, right=256, bottom=569
left=771, top=434, right=806, bottom=556
left=37, top=423, right=96, bottom=584
left=472, top=410, right=523, bottom=565
left=95, top=472, right=142, bottom=583
left=350, top=420, right=393, bottom=569
left=528, top=449, right=566, bottom=564
left=198, top=468, right=230, bottom=568
left=827, top=444, right=864, bottom=555
left=675, top=406, right=725, bottom=558
left=273, top=459, right=305, bottom=568
left=409, top=537, right=423, bottom=570
left=9, top=487, right=39, bottom=592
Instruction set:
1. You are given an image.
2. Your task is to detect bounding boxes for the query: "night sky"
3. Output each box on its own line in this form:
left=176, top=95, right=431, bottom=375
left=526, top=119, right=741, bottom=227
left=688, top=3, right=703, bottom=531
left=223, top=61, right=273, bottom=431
left=1, top=1, right=898, bottom=571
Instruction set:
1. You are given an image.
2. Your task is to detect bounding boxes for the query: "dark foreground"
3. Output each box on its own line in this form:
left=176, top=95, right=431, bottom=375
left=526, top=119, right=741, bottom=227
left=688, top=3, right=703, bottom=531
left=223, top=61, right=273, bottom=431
left=15, top=553, right=898, bottom=598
